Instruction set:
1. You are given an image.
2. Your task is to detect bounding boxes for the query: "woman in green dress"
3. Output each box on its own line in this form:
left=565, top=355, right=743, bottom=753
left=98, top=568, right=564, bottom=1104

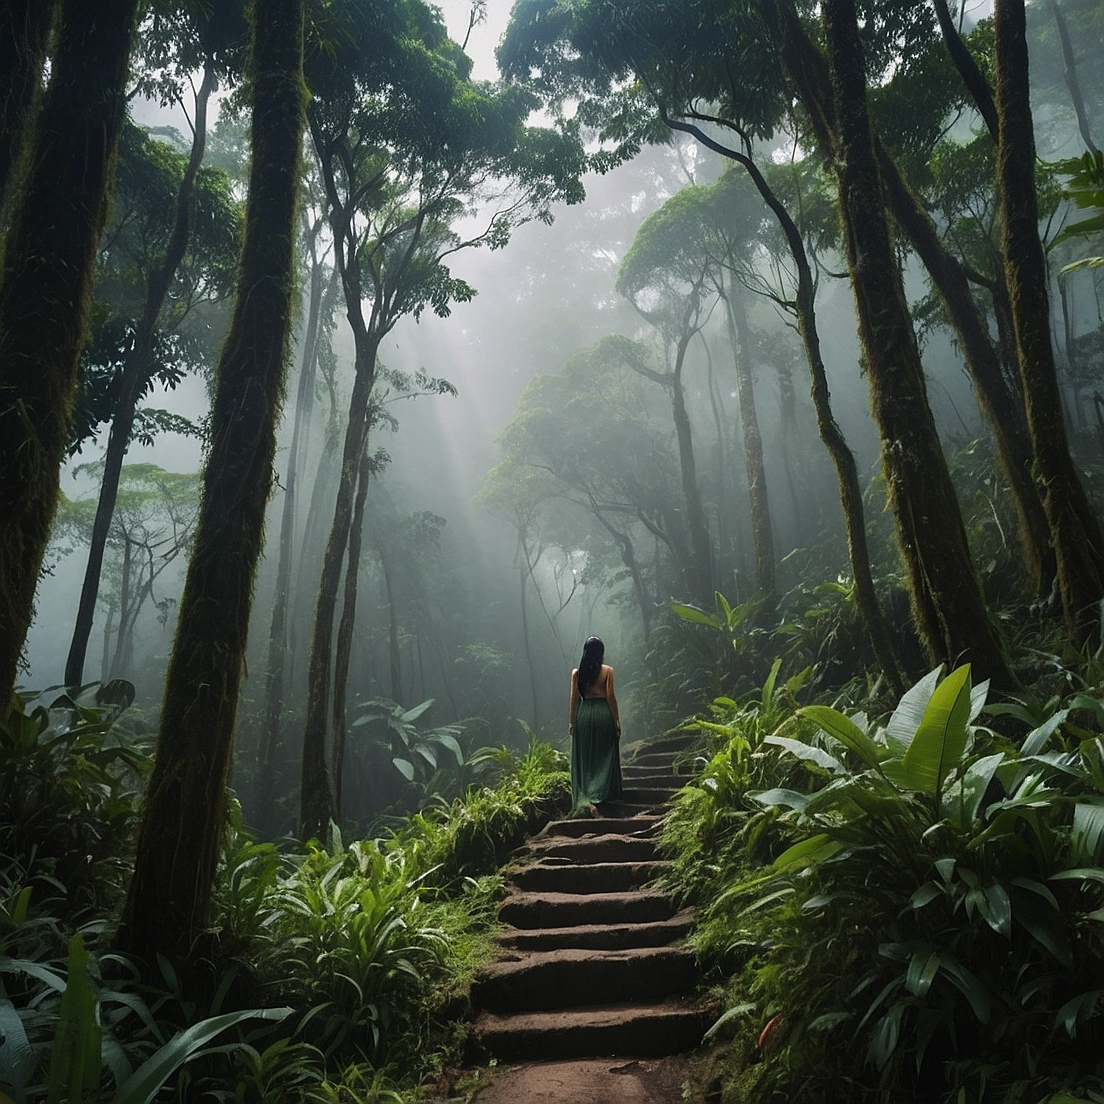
left=568, top=636, right=623, bottom=817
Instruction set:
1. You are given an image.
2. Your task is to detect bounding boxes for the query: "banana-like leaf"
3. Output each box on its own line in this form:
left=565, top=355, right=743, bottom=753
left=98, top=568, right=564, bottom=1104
left=112, top=1007, right=292, bottom=1104
left=1022, top=710, right=1069, bottom=756
left=670, top=601, right=721, bottom=628
left=799, top=705, right=883, bottom=768
left=750, top=788, right=808, bottom=810
left=764, top=735, right=843, bottom=773
left=884, top=667, right=942, bottom=754
left=901, top=666, right=972, bottom=796
left=943, top=752, right=1005, bottom=831
left=770, top=833, right=842, bottom=873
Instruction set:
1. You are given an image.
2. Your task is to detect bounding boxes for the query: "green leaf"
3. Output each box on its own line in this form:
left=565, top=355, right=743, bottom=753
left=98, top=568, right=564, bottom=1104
left=799, top=705, right=883, bottom=768
left=1049, top=866, right=1104, bottom=886
left=112, top=1008, right=292, bottom=1104
left=0, top=998, right=36, bottom=1095
left=48, top=935, right=101, bottom=1104
left=1022, top=710, right=1068, bottom=756
left=750, top=788, right=808, bottom=810
left=770, top=833, right=842, bottom=872
left=982, top=882, right=1012, bottom=938
left=906, top=949, right=941, bottom=997
left=901, top=665, right=972, bottom=795
left=939, top=957, right=991, bottom=1023
left=703, top=1002, right=754, bottom=1041
left=669, top=601, right=721, bottom=629
left=945, top=752, right=1005, bottom=830
left=1071, top=803, right=1104, bottom=867
left=885, top=667, right=942, bottom=754
left=401, top=699, right=435, bottom=724
left=433, top=732, right=464, bottom=766
left=764, top=735, right=843, bottom=772
left=392, top=758, right=415, bottom=782
left=1055, top=991, right=1103, bottom=1039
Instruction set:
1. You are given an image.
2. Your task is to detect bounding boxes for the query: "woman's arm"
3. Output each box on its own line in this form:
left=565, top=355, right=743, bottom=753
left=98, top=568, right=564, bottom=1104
left=569, top=669, right=579, bottom=733
left=606, top=666, right=621, bottom=735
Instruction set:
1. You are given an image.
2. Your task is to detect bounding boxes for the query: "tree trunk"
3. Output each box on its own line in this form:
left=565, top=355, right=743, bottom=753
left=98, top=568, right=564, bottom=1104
left=117, top=0, right=305, bottom=966
left=725, top=285, right=776, bottom=599
left=65, top=63, right=218, bottom=688
left=0, top=0, right=137, bottom=706
left=298, top=322, right=376, bottom=839
left=761, top=0, right=1054, bottom=598
left=994, top=0, right=1104, bottom=641
left=331, top=452, right=370, bottom=817
left=1050, top=0, right=1097, bottom=152
left=0, top=0, right=56, bottom=211
left=519, top=558, right=540, bottom=732
left=256, top=229, right=329, bottom=827
left=932, top=0, right=999, bottom=140
left=822, top=0, right=1012, bottom=684
left=669, top=330, right=714, bottom=605
left=661, top=113, right=904, bottom=693
left=875, top=149, right=1056, bottom=595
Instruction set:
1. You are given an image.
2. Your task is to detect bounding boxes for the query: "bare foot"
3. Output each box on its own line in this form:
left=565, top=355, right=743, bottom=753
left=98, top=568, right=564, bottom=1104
left=587, top=802, right=600, bottom=818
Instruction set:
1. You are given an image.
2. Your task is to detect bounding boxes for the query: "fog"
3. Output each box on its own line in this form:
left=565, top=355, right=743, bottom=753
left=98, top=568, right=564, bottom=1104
left=20, top=0, right=1104, bottom=835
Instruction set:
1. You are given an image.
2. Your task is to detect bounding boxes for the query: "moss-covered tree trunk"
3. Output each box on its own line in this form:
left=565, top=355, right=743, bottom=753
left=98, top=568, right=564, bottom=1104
left=0, top=0, right=56, bottom=210
left=0, top=0, right=137, bottom=706
left=725, top=284, right=776, bottom=599
left=65, top=63, right=218, bottom=688
left=994, top=0, right=1104, bottom=642
left=117, top=0, right=305, bottom=965
left=822, top=0, right=1012, bottom=684
left=662, top=114, right=904, bottom=693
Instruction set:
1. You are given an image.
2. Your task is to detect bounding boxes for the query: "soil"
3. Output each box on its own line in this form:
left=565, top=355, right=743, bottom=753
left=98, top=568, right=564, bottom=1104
left=432, top=1053, right=713, bottom=1103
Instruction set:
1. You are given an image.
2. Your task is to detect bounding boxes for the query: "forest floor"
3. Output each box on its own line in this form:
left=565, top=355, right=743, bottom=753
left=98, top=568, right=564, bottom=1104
left=438, top=1052, right=713, bottom=1102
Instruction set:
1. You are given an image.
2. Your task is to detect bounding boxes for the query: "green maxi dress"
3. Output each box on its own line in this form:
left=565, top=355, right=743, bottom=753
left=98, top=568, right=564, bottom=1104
left=571, top=696, right=623, bottom=814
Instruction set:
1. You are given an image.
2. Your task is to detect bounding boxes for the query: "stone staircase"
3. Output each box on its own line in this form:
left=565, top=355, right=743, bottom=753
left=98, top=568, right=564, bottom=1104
left=468, top=736, right=712, bottom=1061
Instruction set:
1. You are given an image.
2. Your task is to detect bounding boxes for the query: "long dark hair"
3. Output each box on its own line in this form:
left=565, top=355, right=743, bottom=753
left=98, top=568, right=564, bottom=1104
left=577, top=636, right=605, bottom=697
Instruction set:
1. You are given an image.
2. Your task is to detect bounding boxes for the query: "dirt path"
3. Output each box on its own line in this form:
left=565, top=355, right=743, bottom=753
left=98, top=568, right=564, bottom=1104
left=466, top=1054, right=710, bottom=1103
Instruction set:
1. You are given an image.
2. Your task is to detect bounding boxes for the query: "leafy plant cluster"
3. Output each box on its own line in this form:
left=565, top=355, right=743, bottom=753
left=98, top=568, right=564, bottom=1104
left=1, top=694, right=569, bottom=1101
left=661, top=663, right=1104, bottom=1104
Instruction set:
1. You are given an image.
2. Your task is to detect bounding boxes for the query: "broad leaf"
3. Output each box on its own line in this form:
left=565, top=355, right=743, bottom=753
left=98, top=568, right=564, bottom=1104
left=770, top=833, right=842, bottom=872
left=670, top=601, right=721, bottom=628
left=764, top=735, right=843, bottom=773
left=1070, top=803, right=1104, bottom=867
left=901, top=665, right=972, bottom=795
left=799, top=705, right=883, bottom=768
left=885, top=667, right=942, bottom=754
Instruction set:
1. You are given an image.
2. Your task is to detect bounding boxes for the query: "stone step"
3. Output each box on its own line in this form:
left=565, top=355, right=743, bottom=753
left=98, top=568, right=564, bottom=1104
left=537, top=815, right=661, bottom=840
left=470, top=998, right=712, bottom=1061
left=630, top=733, right=703, bottom=756
left=622, top=751, right=680, bottom=770
left=473, top=945, right=696, bottom=1013
left=527, top=833, right=657, bottom=864
left=496, top=910, right=696, bottom=953
left=510, top=859, right=670, bottom=894
left=616, top=786, right=680, bottom=805
left=619, top=769, right=687, bottom=787
left=498, top=888, right=675, bottom=929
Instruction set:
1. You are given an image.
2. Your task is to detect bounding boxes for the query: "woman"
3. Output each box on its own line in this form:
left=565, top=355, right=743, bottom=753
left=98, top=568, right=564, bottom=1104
left=568, top=636, right=623, bottom=817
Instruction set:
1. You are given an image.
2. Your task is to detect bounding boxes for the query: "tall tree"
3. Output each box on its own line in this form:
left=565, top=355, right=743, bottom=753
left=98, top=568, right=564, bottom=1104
left=65, top=105, right=243, bottom=686
left=994, top=0, right=1104, bottom=642
left=820, top=0, right=1011, bottom=682
left=0, top=0, right=138, bottom=706
left=117, top=0, right=306, bottom=965
left=0, top=0, right=56, bottom=210
left=298, top=0, right=584, bottom=839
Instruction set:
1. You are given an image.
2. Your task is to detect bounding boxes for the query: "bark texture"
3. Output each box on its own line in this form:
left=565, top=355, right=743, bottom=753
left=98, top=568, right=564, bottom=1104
left=0, top=0, right=56, bottom=209
left=117, top=0, right=305, bottom=964
left=822, top=0, right=1012, bottom=683
left=994, top=0, right=1104, bottom=641
left=0, top=0, right=137, bottom=705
